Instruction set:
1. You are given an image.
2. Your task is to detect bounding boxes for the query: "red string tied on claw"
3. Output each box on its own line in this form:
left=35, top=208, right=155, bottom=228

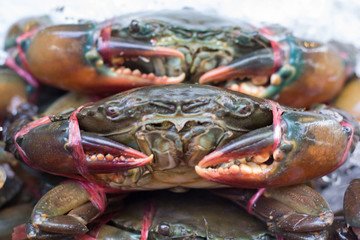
left=67, top=104, right=92, bottom=179
left=332, top=120, right=354, bottom=172
left=15, top=104, right=107, bottom=211
left=67, top=104, right=108, bottom=214
left=247, top=99, right=284, bottom=214
left=97, top=25, right=113, bottom=62
left=141, top=200, right=156, bottom=240
left=265, top=99, right=285, bottom=154
left=259, top=27, right=283, bottom=74
left=76, top=180, right=107, bottom=215
left=6, top=27, right=40, bottom=88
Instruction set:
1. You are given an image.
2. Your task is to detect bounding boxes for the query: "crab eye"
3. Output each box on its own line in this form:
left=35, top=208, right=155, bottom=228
left=103, top=101, right=126, bottom=120
left=158, top=223, right=170, bottom=236
left=344, top=126, right=352, bottom=134
left=235, top=99, right=253, bottom=116
left=105, top=105, right=119, bottom=118
left=129, top=20, right=140, bottom=33
left=216, top=96, right=254, bottom=117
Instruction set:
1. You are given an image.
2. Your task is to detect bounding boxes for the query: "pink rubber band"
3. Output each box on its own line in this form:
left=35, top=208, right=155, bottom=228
left=75, top=235, right=97, bottom=240
left=67, top=104, right=111, bottom=186
left=270, top=40, right=282, bottom=74
left=330, top=120, right=354, bottom=172
left=6, top=27, right=41, bottom=102
left=276, top=235, right=284, bottom=240
left=77, top=180, right=107, bottom=214
left=259, top=27, right=283, bottom=73
left=67, top=103, right=117, bottom=188
left=246, top=100, right=284, bottom=214
left=141, top=200, right=156, bottom=240
left=16, top=27, right=39, bottom=74
left=12, top=224, right=27, bottom=240
left=246, top=188, right=266, bottom=214
left=98, top=26, right=112, bottom=62
left=5, top=57, right=39, bottom=88
left=68, top=105, right=90, bottom=178
left=264, top=99, right=284, bottom=153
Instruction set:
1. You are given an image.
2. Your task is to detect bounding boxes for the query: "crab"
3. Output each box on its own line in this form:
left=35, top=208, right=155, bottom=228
left=5, top=9, right=355, bottom=108
left=0, top=66, right=28, bottom=124
left=83, top=188, right=330, bottom=239
left=2, top=83, right=358, bottom=239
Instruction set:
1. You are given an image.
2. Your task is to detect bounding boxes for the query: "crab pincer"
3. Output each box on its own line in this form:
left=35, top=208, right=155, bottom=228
left=10, top=106, right=152, bottom=239
left=8, top=23, right=185, bottom=93
left=13, top=108, right=153, bottom=178
left=199, top=35, right=353, bottom=108
left=196, top=103, right=355, bottom=188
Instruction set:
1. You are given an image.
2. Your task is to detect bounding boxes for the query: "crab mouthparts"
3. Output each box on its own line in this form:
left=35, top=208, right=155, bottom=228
left=81, top=132, right=153, bottom=173
left=97, top=38, right=186, bottom=84
left=196, top=126, right=278, bottom=179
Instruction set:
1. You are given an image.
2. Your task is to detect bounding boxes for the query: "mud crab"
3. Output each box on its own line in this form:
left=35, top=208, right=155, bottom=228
left=5, top=9, right=355, bottom=108
left=0, top=66, right=27, bottom=123
left=334, top=78, right=360, bottom=120
left=89, top=190, right=274, bottom=239
left=3, top=84, right=358, bottom=239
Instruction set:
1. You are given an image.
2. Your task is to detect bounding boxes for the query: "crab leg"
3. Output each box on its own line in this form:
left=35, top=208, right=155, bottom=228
left=213, top=184, right=333, bottom=237
left=26, top=182, right=93, bottom=239
left=25, top=181, right=127, bottom=239
left=25, top=181, right=111, bottom=239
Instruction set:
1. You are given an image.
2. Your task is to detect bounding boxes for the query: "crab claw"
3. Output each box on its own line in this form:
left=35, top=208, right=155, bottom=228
left=198, top=45, right=293, bottom=100
left=16, top=24, right=186, bottom=93
left=98, top=37, right=185, bottom=61
left=199, top=48, right=275, bottom=87
left=80, top=132, right=153, bottom=173
left=200, top=38, right=353, bottom=108
left=95, top=37, right=186, bottom=85
left=196, top=110, right=354, bottom=188
left=199, top=47, right=289, bottom=99
left=14, top=119, right=152, bottom=176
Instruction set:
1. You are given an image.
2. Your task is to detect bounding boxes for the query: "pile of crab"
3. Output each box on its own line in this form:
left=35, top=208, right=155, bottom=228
left=2, top=9, right=360, bottom=240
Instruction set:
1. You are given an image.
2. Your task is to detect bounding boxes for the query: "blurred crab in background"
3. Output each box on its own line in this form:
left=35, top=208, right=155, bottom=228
left=4, top=9, right=356, bottom=108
